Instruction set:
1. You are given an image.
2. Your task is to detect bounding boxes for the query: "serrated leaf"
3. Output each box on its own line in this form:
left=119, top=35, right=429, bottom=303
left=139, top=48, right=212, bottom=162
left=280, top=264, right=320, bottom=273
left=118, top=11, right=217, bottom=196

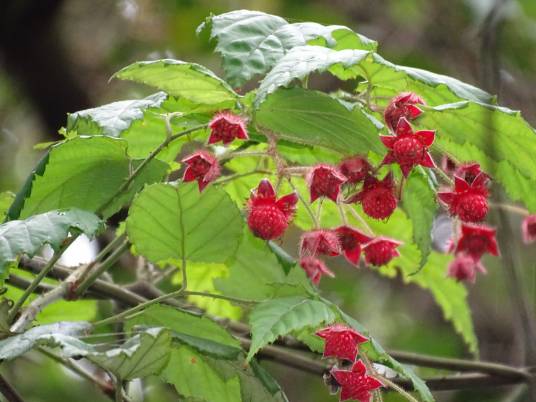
left=114, top=60, right=238, bottom=106
left=16, top=136, right=167, bottom=219
left=419, top=101, right=536, bottom=211
left=256, top=88, right=383, bottom=155
left=402, top=170, right=437, bottom=268
left=200, top=10, right=376, bottom=87
left=0, top=209, right=103, bottom=276
left=0, top=192, right=15, bottom=222
left=247, top=296, right=336, bottom=361
left=127, top=304, right=241, bottom=358
left=126, top=183, right=243, bottom=264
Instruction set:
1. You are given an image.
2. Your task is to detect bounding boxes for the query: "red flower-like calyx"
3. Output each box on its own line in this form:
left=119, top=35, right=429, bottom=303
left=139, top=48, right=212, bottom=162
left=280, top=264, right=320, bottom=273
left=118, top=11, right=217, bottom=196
left=182, top=150, right=220, bottom=191
left=208, top=111, right=248, bottom=145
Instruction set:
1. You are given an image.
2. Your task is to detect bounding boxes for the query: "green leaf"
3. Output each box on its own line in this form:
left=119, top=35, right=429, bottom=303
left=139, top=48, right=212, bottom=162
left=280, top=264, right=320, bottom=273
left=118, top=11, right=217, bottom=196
left=114, top=60, right=238, bottom=106
left=16, top=136, right=167, bottom=219
left=0, top=209, right=103, bottom=276
left=0, top=192, right=15, bottom=222
left=126, top=183, right=243, bottom=264
left=127, top=304, right=241, bottom=358
left=200, top=10, right=376, bottom=87
left=247, top=296, right=336, bottom=360
left=419, top=101, right=536, bottom=211
left=402, top=170, right=437, bottom=268
left=256, top=88, right=383, bottom=155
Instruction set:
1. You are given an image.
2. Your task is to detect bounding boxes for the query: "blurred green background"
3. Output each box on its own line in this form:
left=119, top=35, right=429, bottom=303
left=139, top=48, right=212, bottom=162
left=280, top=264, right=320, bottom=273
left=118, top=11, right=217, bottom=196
left=1, top=0, right=536, bottom=401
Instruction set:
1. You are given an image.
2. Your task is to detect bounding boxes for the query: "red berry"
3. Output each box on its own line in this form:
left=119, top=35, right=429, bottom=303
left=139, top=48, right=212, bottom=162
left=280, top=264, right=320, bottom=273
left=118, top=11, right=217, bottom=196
left=522, top=215, right=536, bottom=244
left=316, top=324, right=368, bottom=362
left=208, top=111, right=248, bottom=145
left=350, top=173, right=397, bottom=220
left=447, top=253, right=486, bottom=283
left=307, top=164, right=347, bottom=203
left=300, top=230, right=341, bottom=257
left=182, top=150, right=220, bottom=191
left=380, top=118, right=436, bottom=177
left=335, top=226, right=372, bottom=266
left=247, top=179, right=297, bottom=240
left=384, top=92, right=425, bottom=132
left=455, top=193, right=489, bottom=222
left=339, top=156, right=371, bottom=184
left=363, top=237, right=401, bottom=266
left=438, top=174, right=490, bottom=223
left=299, top=257, right=335, bottom=285
left=454, top=223, right=499, bottom=261
left=331, top=360, right=383, bottom=402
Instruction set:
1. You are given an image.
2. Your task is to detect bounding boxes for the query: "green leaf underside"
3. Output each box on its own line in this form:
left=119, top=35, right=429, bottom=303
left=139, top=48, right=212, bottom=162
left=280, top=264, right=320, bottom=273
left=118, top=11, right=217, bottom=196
left=126, top=183, right=243, bottom=264
left=247, top=296, right=336, bottom=361
left=420, top=101, right=536, bottom=211
left=0, top=209, right=103, bottom=276
left=200, top=10, right=376, bottom=87
left=402, top=170, right=437, bottom=268
left=256, top=88, right=384, bottom=155
left=127, top=304, right=242, bottom=358
left=17, top=136, right=167, bottom=219
left=114, top=59, right=238, bottom=106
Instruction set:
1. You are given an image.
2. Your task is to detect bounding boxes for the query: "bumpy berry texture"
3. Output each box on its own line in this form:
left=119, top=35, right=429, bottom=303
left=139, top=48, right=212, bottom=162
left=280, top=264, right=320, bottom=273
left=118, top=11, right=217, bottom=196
left=522, top=215, right=536, bottom=244
left=339, top=156, right=371, bottom=184
left=380, top=117, right=436, bottom=177
left=438, top=174, right=490, bottom=222
left=454, top=223, right=499, bottom=262
left=299, top=256, right=335, bottom=285
left=316, top=324, right=368, bottom=362
left=208, top=111, right=248, bottom=145
left=331, top=360, right=383, bottom=402
left=247, top=179, right=298, bottom=240
left=335, top=226, right=372, bottom=265
left=384, top=92, right=425, bottom=132
left=300, top=230, right=341, bottom=257
left=181, top=150, right=220, bottom=191
left=447, top=253, right=487, bottom=283
left=307, top=164, right=347, bottom=203
left=363, top=237, right=401, bottom=266
left=350, top=173, right=397, bottom=220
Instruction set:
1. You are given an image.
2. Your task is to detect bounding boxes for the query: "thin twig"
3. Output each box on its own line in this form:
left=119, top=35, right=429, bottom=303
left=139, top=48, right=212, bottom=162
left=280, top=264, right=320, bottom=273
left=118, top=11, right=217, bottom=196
left=0, top=374, right=25, bottom=402
left=287, top=178, right=319, bottom=228
left=344, top=204, right=374, bottom=236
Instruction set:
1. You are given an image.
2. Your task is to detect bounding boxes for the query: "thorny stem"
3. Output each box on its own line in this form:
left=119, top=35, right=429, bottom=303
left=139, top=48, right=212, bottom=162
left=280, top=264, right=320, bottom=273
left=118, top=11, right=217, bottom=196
left=287, top=178, right=319, bottom=228
left=344, top=204, right=374, bottom=236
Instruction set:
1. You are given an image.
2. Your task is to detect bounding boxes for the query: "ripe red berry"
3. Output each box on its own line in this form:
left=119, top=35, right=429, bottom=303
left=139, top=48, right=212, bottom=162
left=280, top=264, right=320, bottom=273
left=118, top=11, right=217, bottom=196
left=300, top=230, right=341, bottom=257
left=522, top=215, right=536, bottom=244
left=362, top=237, right=401, bottom=266
left=349, top=173, right=397, bottom=220
left=335, top=226, right=372, bottom=266
left=208, top=111, right=248, bottom=145
left=316, top=324, right=368, bottom=362
left=181, top=150, right=220, bottom=191
left=380, top=118, right=436, bottom=177
left=384, top=92, right=425, bottom=132
left=247, top=179, right=298, bottom=240
left=307, top=164, right=347, bottom=203
left=438, top=174, right=490, bottom=222
left=454, top=223, right=499, bottom=261
left=339, top=156, right=371, bottom=184
left=331, top=360, right=383, bottom=402
left=447, top=253, right=487, bottom=283
left=299, top=256, right=335, bottom=285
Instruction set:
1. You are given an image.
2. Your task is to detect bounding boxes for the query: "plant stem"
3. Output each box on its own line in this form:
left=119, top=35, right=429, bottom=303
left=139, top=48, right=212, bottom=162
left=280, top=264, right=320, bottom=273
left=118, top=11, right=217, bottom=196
left=181, top=291, right=257, bottom=305
left=374, top=375, right=419, bottom=402
left=287, top=178, right=319, bottom=228
left=490, top=202, right=530, bottom=217
left=344, top=204, right=374, bottom=236
left=337, top=202, right=348, bottom=225
left=219, top=150, right=268, bottom=162
left=115, top=378, right=123, bottom=402
left=214, top=169, right=272, bottom=185
left=434, top=167, right=454, bottom=186
left=0, top=374, right=25, bottom=402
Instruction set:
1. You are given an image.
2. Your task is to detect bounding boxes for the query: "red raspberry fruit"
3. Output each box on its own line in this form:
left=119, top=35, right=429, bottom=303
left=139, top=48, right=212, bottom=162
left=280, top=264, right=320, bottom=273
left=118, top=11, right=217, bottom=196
left=299, top=256, right=335, bottom=285
left=384, top=92, right=425, bottom=132
left=380, top=117, right=436, bottom=177
left=300, top=230, right=341, bottom=257
left=182, top=150, right=220, bottom=191
left=316, top=324, right=368, bottom=362
left=522, top=215, right=536, bottom=244
left=447, top=253, right=487, bottom=283
left=335, top=226, right=372, bottom=266
left=454, top=223, right=499, bottom=261
left=331, top=360, right=383, bottom=402
left=247, top=179, right=298, bottom=240
left=349, top=173, right=397, bottom=220
left=208, top=111, right=248, bottom=145
left=438, top=174, right=490, bottom=222
left=307, top=164, right=347, bottom=203
left=362, top=237, right=401, bottom=266
left=339, top=156, right=371, bottom=184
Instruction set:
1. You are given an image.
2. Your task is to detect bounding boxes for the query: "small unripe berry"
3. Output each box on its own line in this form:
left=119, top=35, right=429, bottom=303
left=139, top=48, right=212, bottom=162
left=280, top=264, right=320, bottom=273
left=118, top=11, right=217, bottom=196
left=363, top=237, right=401, bottom=266
left=384, top=92, right=425, bottom=132
left=208, top=111, right=248, bottom=145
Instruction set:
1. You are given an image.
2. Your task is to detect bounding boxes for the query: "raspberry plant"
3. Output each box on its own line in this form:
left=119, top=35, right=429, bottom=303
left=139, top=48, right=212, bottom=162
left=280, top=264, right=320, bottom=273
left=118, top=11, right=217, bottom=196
left=0, top=9, right=536, bottom=402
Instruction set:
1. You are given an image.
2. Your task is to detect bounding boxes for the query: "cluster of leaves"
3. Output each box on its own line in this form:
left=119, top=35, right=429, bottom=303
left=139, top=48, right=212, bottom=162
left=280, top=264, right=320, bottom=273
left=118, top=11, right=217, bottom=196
left=1, top=9, right=536, bottom=402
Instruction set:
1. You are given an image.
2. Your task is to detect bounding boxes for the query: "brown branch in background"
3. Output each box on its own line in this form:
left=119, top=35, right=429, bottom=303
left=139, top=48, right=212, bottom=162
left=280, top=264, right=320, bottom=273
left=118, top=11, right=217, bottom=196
left=0, top=374, right=26, bottom=402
